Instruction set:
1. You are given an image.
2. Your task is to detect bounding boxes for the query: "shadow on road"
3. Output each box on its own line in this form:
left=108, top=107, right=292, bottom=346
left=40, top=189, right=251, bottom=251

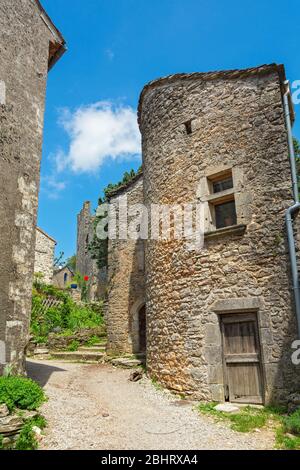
left=26, top=360, right=66, bottom=387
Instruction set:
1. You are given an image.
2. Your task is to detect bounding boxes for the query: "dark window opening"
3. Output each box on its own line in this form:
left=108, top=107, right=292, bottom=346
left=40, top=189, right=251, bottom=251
left=215, top=200, right=237, bottom=229
left=64, top=273, right=68, bottom=285
left=184, top=120, right=193, bottom=135
left=213, top=176, right=233, bottom=193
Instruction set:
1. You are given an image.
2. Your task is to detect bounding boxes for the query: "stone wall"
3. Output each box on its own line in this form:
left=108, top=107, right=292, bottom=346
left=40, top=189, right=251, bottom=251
left=0, top=0, right=65, bottom=374
left=53, top=266, right=74, bottom=289
left=138, top=64, right=300, bottom=403
left=34, top=228, right=56, bottom=284
left=106, top=175, right=146, bottom=355
left=76, top=201, right=106, bottom=301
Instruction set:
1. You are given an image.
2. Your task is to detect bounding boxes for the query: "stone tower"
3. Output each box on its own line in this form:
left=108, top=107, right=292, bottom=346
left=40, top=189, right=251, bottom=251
left=138, top=64, right=300, bottom=404
left=0, top=0, right=65, bottom=374
left=77, top=201, right=107, bottom=301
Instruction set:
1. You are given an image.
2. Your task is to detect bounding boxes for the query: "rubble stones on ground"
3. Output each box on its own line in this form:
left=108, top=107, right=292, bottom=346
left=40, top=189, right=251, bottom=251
left=129, top=370, right=144, bottom=382
left=34, top=348, right=49, bottom=356
left=32, top=426, right=43, bottom=442
left=214, top=403, right=240, bottom=413
left=0, top=414, right=23, bottom=434
left=0, top=404, right=9, bottom=417
left=111, top=357, right=142, bottom=368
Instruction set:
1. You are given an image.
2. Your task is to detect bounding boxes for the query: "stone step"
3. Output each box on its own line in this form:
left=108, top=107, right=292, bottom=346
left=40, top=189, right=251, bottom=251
left=78, top=346, right=106, bottom=353
left=110, top=357, right=143, bottom=369
left=50, top=351, right=105, bottom=362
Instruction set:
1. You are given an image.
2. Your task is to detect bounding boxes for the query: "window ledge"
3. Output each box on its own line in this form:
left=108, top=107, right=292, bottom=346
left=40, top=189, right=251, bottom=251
left=202, top=188, right=235, bottom=204
left=204, top=224, right=246, bottom=240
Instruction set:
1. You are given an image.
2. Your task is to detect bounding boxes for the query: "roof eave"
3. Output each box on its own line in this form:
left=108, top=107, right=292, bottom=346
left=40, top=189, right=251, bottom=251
left=34, top=0, right=66, bottom=70
left=138, top=63, right=294, bottom=126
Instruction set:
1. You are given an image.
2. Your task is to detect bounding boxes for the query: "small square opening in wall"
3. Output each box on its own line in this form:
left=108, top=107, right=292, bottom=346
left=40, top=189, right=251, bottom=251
left=184, top=120, right=193, bottom=135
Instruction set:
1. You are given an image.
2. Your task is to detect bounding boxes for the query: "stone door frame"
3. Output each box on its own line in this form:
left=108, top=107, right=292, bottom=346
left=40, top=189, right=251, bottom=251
left=130, top=299, right=146, bottom=354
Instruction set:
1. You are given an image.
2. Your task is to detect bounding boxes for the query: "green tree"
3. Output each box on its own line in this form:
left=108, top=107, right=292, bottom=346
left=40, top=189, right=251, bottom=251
left=89, top=167, right=142, bottom=269
left=66, top=255, right=77, bottom=272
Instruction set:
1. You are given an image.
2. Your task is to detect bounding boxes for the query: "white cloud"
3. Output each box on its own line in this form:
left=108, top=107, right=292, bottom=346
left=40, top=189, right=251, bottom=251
left=40, top=175, right=67, bottom=200
left=55, top=102, right=141, bottom=173
left=105, top=48, right=115, bottom=61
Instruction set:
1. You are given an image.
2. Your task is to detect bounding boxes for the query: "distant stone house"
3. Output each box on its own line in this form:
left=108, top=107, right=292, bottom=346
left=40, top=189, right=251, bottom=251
left=0, top=0, right=65, bottom=374
left=106, top=64, right=300, bottom=406
left=34, top=227, right=56, bottom=284
left=53, top=266, right=74, bottom=289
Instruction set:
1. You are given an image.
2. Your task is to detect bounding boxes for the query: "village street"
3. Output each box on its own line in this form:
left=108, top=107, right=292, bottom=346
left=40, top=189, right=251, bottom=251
left=27, top=360, right=275, bottom=450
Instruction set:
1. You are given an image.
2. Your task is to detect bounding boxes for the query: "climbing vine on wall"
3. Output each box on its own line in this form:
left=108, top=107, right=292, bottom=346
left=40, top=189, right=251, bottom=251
left=294, top=138, right=300, bottom=193
left=88, top=167, right=142, bottom=269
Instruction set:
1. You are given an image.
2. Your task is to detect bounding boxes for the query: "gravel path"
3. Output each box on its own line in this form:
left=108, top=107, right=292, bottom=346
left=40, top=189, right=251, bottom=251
left=27, top=359, right=275, bottom=450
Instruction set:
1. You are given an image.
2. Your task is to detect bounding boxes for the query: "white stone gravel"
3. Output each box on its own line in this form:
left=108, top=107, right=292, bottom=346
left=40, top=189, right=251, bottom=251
left=26, top=359, right=275, bottom=450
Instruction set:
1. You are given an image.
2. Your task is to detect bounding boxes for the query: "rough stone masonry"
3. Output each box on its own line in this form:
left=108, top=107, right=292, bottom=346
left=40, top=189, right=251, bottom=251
left=0, top=0, right=65, bottom=374
left=107, top=64, right=300, bottom=405
left=76, top=201, right=107, bottom=301
left=34, top=227, right=57, bottom=284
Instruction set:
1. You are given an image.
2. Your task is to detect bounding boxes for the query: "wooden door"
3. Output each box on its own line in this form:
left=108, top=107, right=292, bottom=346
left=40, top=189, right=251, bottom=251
left=221, top=314, right=264, bottom=404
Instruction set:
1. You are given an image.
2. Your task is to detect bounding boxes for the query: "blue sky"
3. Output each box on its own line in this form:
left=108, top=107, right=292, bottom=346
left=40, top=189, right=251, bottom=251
left=39, top=0, right=300, bottom=260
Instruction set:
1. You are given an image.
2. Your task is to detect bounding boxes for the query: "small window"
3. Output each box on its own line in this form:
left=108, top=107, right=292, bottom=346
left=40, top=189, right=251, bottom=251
left=184, top=120, right=193, bottom=135
left=64, top=273, right=68, bottom=285
left=213, top=176, right=233, bottom=194
left=215, top=200, right=237, bottom=229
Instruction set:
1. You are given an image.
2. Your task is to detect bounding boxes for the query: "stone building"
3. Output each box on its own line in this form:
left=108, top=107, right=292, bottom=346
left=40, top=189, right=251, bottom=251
left=76, top=201, right=107, bottom=301
left=106, top=64, right=300, bottom=405
left=53, top=266, right=74, bottom=289
left=0, top=0, right=65, bottom=374
left=34, top=227, right=56, bottom=284
left=106, top=174, right=145, bottom=355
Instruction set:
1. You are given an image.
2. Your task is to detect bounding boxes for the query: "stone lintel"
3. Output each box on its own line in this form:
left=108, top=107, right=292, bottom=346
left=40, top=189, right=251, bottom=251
left=212, top=297, right=263, bottom=313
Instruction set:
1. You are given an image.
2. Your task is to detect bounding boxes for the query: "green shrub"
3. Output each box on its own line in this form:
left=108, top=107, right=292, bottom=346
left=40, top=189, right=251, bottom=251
left=67, top=340, right=80, bottom=352
left=198, top=403, right=277, bottom=433
left=276, top=427, right=300, bottom=450
left=67, top=304, right=104, bottom=330
left=283, top=409, right=300, bottom=436
left=85, top=335, right=102, bottom=346
left=229, top=411, right=267, bottom=432
left=15, top=421, right=37, bottom=450
left=0, top=376, right=46, bottom=412
left=31, top=282, right=105, bottom=344
left=15, top=415, right=47, bottom=451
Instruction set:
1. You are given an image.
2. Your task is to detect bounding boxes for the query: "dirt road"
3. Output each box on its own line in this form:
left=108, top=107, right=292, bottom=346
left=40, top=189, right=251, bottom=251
left=27, top=359, right=274, bottom=450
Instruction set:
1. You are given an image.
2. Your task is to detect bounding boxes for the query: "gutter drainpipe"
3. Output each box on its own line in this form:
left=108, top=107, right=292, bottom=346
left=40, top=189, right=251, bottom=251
left=283, top=80, right=300, bottom=338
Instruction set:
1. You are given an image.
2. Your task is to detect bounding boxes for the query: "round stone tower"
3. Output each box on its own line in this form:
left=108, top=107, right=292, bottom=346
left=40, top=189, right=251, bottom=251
left=138, top=65, right=300, bottom=404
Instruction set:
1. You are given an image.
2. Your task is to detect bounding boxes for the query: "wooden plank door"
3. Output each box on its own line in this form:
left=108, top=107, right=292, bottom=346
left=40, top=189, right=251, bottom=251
left=221, top=314, right=264, bottom=404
